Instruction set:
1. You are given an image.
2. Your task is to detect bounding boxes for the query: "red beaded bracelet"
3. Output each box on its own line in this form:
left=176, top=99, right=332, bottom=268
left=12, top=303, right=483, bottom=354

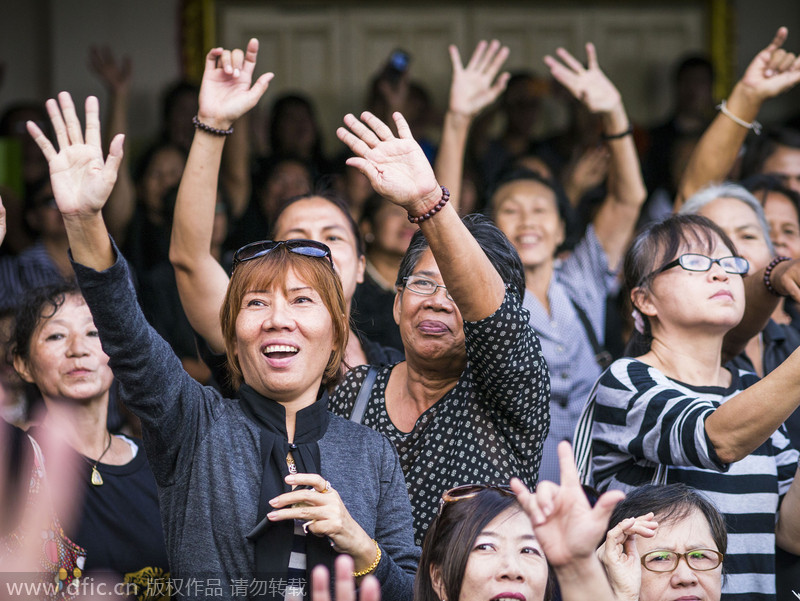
left=407, top=186, right=450, bottom=224
left=192, top=115, right=234, bottom=136
left=763, top=255, right=791, bottom=296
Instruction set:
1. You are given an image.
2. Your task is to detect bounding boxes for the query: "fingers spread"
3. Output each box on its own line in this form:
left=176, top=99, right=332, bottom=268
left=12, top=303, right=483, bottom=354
left=312, top=565, right=331, bottom=601
left=26, top=120, right=57, bottom=162
left=84, top=96, right=102, bottom=149
left=360, top=111, right=395, bottom=141
left=586, top=42, right=599, bottom=70
left=450, top=44, right=464, bottom=72
left=334, top=555, right=356, bottom=601
left=58, top=91, right=84, bottom=146
left=556, top=47, right=585, bottom=73
left=392, top=112, right=414, bottom=140
left=465, top=40, right=486, bottom=71
left=766, top=27, right=789, bottom=54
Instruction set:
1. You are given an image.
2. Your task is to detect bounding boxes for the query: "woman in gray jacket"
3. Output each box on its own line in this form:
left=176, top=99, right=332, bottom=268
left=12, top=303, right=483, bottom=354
left=27, top=42, right=418, bottom=601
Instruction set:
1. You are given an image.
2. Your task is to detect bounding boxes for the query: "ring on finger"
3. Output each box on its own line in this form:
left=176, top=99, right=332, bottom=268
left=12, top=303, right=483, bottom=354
left=303, top=520, right=314, bottom=534
left=321, top=480, right=332, bottom=494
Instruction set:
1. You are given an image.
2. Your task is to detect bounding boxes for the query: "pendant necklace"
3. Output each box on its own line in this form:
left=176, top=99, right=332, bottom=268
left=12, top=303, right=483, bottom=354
left=83, top=432, right=113, bottom=486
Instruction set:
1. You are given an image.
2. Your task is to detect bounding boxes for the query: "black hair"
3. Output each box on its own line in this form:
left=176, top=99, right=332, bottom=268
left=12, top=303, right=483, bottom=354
left=396, top=214, right=525, bottom=298
left=487, top=166, right=580, bottom=252
left=11, top=281, right=81, bottom=363
left=133, top=141, right=187, bottom=186
left=271, top=187, right=365, bottom=258
left=623, top=214, right=738, bottom=353
left=674, top=55, right=715, bottom=84
left=160, top=81, right=200, bottom=128
left=741, top=127, right=800, bottom=179
left=268, top=93, right=325, bottom=163
left=607, top=483, right=727, bottom=569
left=742, top=173, right=800, bottom=224
left=415, top=489, right=553, bottom=601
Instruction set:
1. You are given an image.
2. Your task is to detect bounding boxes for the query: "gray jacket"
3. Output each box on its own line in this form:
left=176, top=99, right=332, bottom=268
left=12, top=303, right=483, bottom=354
left=74, top=246, right=419, bottom=601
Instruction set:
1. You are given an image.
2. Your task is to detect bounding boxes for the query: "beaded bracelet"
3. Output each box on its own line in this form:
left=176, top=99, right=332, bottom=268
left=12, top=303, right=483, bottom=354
left=192, top=115, right=234, bottom=136
left=353, top=539, right=381, bottom=578
left=601, top=124, right=633, bottom=141
left=763, top=255, right=791, bottom=296
left=408, top=186, right=450, bottom=224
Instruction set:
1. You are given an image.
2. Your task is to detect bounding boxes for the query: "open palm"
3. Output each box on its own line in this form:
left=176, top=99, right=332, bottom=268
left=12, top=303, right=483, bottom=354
left=337, top=111, right=439, bottom=212
left=27, top=93, right=123, bottom=218
left=545, top=43, right=620, bottom=114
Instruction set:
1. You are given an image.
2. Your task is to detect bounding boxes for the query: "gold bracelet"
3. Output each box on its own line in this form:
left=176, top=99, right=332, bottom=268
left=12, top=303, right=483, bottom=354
left=353, top=539, right=381, bottom=578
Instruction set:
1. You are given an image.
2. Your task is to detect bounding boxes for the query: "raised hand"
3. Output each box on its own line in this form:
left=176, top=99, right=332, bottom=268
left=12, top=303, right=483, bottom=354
left=740, top=27, right=800, bottom=101
left=596, top=513, right=657, bottom=601
left=337, top=111, right=440, bottom=216
left=88, top=45, right=132, bottom=94
left=197, top=38, right=274, bottom=130
left=544, top=43, right=621, bottom=114
left=448, top=40, right=510, bottom=118
left=312, top=556, right=381, bottom=601
left=511, top=441, right=626, bottom=568
left=26, top=93, right=124, bottom=219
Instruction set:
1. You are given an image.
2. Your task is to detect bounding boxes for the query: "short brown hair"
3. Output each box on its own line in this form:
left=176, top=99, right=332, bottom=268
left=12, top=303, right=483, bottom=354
left=219, top=246, right=349, bottom=390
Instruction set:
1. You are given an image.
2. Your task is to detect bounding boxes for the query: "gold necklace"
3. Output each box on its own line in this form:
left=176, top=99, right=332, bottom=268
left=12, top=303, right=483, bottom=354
left=81, top=432, right=113, bottom=486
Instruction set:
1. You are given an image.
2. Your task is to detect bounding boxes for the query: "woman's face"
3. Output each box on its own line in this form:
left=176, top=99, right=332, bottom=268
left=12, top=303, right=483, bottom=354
left=456, top=508, right=549, bottom=601
left=763, top=191, right=800, bottom=259
left=367, top=202, right=417, bottom=257
left=274, top=197, right=365, bottom=306
left=696, top=197, right=772, bottom=271
left=394, top=249, right=465, bottom=365
left=637, top=233, right=745, bottom=336
left=493, top=180, right=564, bottom=273
left=635, top=509, right=722, bottom=601
left=234, top=267, right=335, bottom=404
left=14, top=294, right=113, bottom=404
left=141, top=147, right=185, bottom=216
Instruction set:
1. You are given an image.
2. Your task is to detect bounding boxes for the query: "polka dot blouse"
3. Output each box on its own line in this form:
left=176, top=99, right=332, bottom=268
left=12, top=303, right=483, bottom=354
left=330, top=290, right=550, bottom=544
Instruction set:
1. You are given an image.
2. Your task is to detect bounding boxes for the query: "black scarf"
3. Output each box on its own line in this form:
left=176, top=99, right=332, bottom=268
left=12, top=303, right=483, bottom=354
left=238, top=383, right=336, bottom=592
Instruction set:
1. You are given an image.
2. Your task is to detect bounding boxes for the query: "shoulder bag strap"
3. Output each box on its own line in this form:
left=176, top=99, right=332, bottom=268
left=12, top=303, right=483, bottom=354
left=570, top=298, right=613, bottom=369
left=350, top=366, right=380, bottom=425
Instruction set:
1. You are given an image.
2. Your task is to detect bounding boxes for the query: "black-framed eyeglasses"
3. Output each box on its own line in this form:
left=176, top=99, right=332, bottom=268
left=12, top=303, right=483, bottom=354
left=437, top=484, right=513, bottom=515
left=655, top=253, right=749, bottom=277
left=403, top=275, right=453, bottom=301
left=231, top=239, right=333, bottom=274
left=640, top=549, right=723, bottom=573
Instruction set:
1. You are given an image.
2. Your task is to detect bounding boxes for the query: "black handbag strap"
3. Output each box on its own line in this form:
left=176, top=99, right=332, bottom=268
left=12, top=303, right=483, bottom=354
left=350, top=366, right=379, bottom=424
left=570, top=299, right=613, bottom=369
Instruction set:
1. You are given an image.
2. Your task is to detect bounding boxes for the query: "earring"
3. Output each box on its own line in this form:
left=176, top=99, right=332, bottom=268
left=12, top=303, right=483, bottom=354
left=364, top=232, right=375, bottom=243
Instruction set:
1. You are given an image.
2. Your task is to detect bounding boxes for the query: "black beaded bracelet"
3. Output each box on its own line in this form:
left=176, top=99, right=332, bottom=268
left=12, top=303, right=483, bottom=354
left=601, top=124, right=633, bottom=141
left=192, top=115, right=234, bottom=136
left=763, top=255, right=791, bottom=296
left=408, top=186, right=450, bottom=224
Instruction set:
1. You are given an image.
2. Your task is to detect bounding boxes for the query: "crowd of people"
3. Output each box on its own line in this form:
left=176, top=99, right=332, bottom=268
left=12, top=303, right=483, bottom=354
left=2, top=20, right=800, bottom=601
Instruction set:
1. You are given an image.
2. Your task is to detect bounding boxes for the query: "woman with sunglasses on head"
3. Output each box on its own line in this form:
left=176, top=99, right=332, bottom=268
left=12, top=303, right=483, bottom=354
left=169, top=40, right=401, bottom=377
left=414, top=442, right=624, bottom=601
left=578, top=213, right=800, bottom=600
left=332, top=108, right=549, bottom=546
left=27, top=79, right=418, bottom=601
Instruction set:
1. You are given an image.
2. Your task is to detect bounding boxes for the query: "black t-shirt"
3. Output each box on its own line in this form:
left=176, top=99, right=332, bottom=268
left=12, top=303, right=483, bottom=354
left=31, top=429, right=170, bottom=597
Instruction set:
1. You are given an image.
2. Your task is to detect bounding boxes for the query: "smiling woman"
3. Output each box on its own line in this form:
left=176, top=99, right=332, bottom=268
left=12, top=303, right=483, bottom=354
left=25, top=40, right=419, bottom=600
left=10, top=282, right=169, bottom=596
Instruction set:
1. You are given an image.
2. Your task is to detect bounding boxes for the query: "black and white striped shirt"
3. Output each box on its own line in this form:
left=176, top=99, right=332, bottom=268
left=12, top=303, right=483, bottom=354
left=588, top=358, right=798, bottom=601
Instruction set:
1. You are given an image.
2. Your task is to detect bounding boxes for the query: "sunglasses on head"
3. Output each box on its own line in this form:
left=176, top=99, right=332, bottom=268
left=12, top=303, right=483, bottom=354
left=437, top=484, right=514, bottom=515
left=231, top=239, right=334, bottom=274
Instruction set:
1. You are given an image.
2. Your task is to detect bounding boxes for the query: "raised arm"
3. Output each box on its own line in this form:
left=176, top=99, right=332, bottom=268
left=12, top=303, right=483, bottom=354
left=89, top=45, right=136, bottom=243
left=434, top=40, right=509, bottom=213
left=26, top=93, right=123, bottom=270
left=676, top=27, right=800, bottom=207
left=338, top=111, right=504, bottom=320
left=545, top=43, right=646, bottom=270
left=169, top=39, right=273, bottom=353
left=512, top=442, right=625, bottom=601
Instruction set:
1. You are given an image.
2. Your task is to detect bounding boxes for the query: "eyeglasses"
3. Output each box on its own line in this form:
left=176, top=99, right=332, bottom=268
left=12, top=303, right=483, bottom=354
left=437, top=484, right=513, bottom=515
left=403, top=275, right=453, bottom=301
left=231, top=239, right=333, bottom=274
left=640, top=549, right=724, bottom=573
left=656, top=253, right=749, bottom=277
